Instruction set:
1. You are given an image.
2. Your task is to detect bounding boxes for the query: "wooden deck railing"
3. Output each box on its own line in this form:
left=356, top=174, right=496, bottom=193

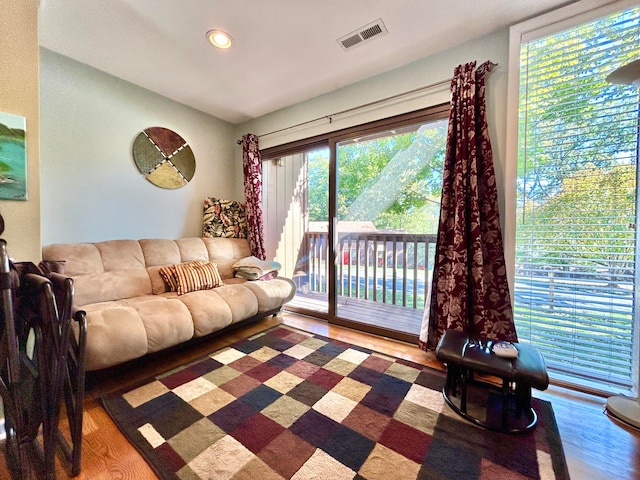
left=296, top=232, right=437, bottom=310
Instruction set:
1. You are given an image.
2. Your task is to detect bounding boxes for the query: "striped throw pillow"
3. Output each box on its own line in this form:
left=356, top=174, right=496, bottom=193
left=159, top=264, right=179, bottom=291
left=160, top=261, right=223, bottom=295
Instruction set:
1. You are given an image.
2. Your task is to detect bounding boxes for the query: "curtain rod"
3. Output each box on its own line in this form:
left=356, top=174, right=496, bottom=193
left=236, top=61, right=499, bottom=144
left=236, top=76, right=453, bottom=145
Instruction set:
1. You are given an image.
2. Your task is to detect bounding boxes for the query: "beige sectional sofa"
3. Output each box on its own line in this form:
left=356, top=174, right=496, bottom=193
left=41, top=237, right=295, bottom=371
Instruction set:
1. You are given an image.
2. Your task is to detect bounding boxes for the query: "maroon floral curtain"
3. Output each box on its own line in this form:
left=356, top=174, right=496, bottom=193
left=419, top=61, right=517, bottom=351
left=241, top=133, right=266, bottom=260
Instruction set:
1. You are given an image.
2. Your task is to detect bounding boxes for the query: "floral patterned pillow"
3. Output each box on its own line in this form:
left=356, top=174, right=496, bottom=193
left=202, top=197, right=248, bottom=238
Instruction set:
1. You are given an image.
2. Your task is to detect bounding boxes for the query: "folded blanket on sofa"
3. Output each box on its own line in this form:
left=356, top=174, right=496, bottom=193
left=233, top=256, right=281, bottom=280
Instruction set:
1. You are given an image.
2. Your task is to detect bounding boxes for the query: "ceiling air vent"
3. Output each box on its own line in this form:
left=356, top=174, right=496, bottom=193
left=337, top=18, right=388, bottom=51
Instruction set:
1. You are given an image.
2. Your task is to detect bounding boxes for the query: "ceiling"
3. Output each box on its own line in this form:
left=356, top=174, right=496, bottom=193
left=38, top=0, right=575, bottom=124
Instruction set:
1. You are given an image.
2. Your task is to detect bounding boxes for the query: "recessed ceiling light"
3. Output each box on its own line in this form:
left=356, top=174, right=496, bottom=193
left=206, top=29, right=232, bottom=49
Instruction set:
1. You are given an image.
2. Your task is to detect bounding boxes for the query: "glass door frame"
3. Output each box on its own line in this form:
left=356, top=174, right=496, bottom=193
left=261, top=104, right=450, bottom=343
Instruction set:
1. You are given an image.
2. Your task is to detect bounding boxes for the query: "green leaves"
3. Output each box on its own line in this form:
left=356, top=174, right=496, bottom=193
left=334, top=122, right=446, bottom=232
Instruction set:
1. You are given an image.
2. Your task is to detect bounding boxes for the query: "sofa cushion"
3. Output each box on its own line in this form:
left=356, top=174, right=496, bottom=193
left=202, top=237, right=252, bottom=279
left=242, top=277, right=296, bottom=312
left=95, top=240, right=146, bottom=270
left=141, top=239, right=183, bottom=294
left=209, top=284, right=259, bottom=323
left=72, top=269, right=152, bottom=306
left=165, top=290, right=233, bottom=337
left=42, top=243, right=104, bottom=275
left=45, top=240, right=153, bottom=305
left=81, top=295, right=194, bottom=370
left=147, top=265, right=170, bottom=295
left=119, top=296, right=194, bottom=354
left=173, top=284, right=258, bottom=336
left=139, top=238, right=182, bottom=266
left=175, top=238, right=209, bottom=263
left=80, top=303, right=149, bottom=371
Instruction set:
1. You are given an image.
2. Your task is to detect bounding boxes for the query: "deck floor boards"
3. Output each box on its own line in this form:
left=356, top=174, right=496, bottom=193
left=287, top=292, right=423, bottom=336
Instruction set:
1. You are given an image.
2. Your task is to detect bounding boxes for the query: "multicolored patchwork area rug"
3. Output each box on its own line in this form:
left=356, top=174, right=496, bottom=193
left=101, top=325, right=569, bottom=479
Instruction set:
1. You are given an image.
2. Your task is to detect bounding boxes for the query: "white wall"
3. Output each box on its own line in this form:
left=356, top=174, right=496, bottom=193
left=235, top=28, right=511, bottom=241
left=40, top=49, right=238, bottom=246
left=0, top=0, right=40, bottom=261
left=41, top=27, right=511, bottom=251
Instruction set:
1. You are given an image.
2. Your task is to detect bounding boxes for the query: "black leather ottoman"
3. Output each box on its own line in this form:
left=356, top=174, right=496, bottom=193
left=435, top=329, right=549, bottom=433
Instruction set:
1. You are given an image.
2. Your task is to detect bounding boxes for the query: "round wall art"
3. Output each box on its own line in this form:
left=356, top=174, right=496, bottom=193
left=132, top=127, right=196, bottom=189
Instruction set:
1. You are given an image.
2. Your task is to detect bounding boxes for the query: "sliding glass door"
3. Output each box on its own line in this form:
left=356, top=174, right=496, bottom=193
left=333, top=120, right=446, bottom=337
left=262, top=106, right=449, bottom=341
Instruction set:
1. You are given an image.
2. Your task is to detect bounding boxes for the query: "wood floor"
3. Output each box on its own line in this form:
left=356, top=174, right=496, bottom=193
left=2, top=312, right=639, bottom=479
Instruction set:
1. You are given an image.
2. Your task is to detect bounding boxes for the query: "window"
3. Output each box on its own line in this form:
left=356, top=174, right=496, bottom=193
left=510, top=2, right=640, bottom=393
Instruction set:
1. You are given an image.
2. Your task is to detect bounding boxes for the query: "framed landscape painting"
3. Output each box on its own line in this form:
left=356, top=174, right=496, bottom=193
left=0, top=112, right=26, bottom=200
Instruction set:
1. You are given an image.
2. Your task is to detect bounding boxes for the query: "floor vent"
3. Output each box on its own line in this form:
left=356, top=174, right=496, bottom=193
left=337, top=18, right=388, bottom=51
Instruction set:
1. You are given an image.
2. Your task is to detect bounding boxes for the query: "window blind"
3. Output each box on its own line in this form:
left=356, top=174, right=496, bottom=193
left=515, top=6, right=640, bottom=392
